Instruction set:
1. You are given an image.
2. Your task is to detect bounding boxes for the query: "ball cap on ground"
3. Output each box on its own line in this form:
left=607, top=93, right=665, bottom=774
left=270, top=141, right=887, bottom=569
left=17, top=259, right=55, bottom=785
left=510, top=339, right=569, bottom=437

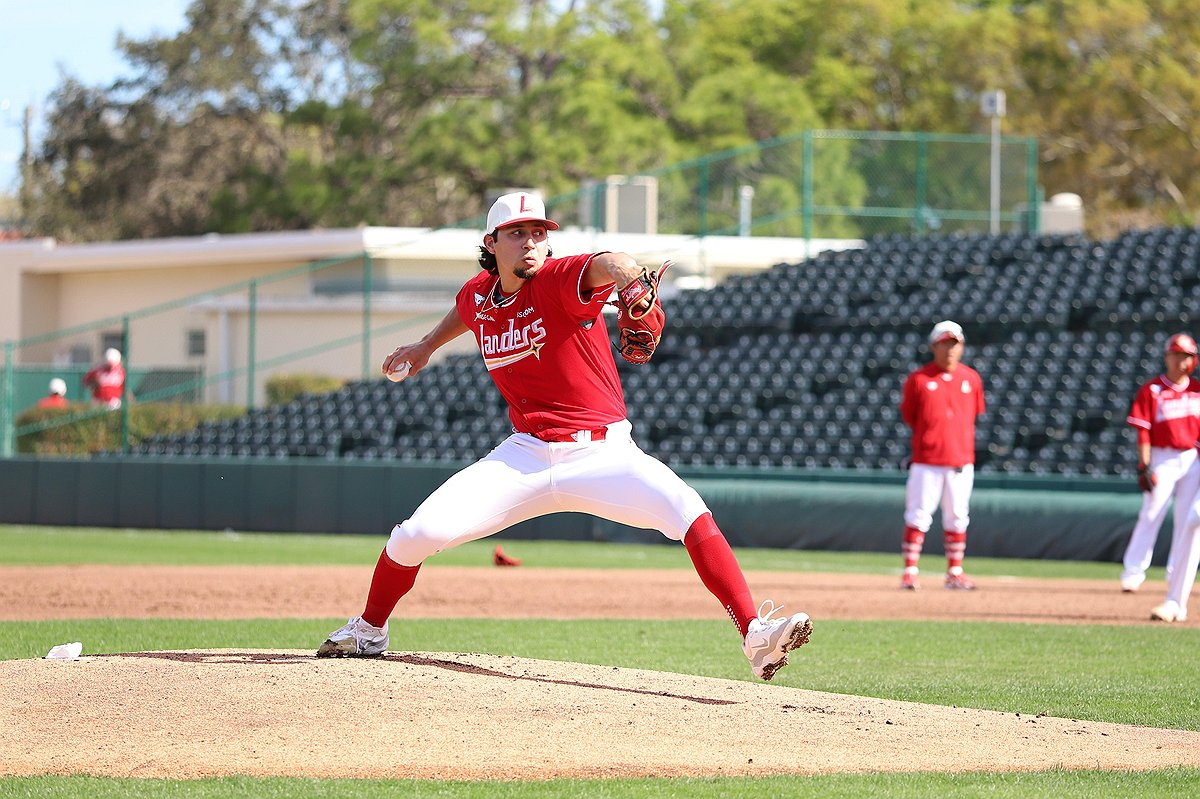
left=486, top=192, right=559, bottom=235
left=1165, top=333, right=1198, bottom=355
left=929, top=320, right=965, bottom=345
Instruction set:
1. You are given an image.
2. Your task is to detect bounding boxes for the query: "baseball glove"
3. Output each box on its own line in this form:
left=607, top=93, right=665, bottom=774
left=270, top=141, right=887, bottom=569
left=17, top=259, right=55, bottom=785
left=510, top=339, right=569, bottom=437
left=616, top=261, right=672, bottom=364
left=617, top=260, right=673, bottom=320
left=1137, top=463, right=1156, bottom=492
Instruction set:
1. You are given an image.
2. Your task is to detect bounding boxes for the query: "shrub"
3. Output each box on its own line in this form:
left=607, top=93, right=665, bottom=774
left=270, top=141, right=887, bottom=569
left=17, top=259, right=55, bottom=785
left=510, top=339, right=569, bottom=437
left=265, top=373, right=345, bottom=406
left=15, top=402, right=246, bottom=456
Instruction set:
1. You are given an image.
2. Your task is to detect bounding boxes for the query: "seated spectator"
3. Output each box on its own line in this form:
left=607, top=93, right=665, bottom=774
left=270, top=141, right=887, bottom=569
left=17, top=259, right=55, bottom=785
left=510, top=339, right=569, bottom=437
left=36, top=378, right=69, bottom=409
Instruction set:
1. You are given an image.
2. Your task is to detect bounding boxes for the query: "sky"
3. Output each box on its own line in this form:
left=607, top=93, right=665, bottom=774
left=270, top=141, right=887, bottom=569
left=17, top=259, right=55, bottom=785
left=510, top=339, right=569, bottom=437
left=0, top=0, right=192, bottom=193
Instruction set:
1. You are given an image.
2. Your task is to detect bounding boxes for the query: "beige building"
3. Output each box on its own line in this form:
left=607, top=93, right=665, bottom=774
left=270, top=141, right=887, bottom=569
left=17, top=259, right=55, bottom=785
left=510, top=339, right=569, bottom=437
left=0, top=226, right=856, bottom=407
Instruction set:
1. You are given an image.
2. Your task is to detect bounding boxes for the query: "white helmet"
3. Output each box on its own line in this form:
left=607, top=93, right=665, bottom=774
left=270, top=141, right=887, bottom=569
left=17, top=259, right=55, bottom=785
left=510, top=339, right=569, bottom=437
left=49, top=378, right=67, bottom=396
left=105, top=348, right=122, bottom=365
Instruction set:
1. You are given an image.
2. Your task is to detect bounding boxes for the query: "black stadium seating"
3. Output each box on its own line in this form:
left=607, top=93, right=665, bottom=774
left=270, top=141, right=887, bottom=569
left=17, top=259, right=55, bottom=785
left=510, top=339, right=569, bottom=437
left=130, top=226, right=1200, bottom=478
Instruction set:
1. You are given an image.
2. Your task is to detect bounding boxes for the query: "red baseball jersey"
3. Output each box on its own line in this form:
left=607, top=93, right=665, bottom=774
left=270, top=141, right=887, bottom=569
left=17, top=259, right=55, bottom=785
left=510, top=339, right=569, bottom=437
left=900, top=362, right=986, bottom=467
left=455, top=254, right=624, bottom=440
left=83, top=364, right=126, bottom=403
left=1126, top=375, right=1200, bottom=449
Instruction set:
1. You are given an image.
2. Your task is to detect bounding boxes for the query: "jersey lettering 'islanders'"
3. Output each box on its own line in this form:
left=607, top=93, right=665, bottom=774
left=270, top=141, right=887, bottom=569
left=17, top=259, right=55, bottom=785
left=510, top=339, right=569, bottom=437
left=900, top=362, right=986, bottom=467
left=455, top=253, right=624, bottom=440
left=1126, top=375, right=1200, bottom=449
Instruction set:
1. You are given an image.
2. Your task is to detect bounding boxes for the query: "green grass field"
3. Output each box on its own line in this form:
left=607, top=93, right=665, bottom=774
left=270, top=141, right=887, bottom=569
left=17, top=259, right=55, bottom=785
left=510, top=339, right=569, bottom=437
left=3, top=525, right=1199, bottom=797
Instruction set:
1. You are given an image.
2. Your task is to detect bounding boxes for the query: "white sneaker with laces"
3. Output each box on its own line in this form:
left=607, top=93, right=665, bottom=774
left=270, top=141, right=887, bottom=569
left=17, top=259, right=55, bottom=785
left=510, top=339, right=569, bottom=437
left=742, top=600, right=812, bottom=681
left=316, top=616, right=389, bottom=657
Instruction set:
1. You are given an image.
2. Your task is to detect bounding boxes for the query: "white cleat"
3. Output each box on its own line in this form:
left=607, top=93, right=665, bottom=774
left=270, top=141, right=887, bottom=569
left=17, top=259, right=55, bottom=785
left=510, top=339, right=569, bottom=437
left=1119, top=573, right=1144, bottom=593
left=743, top=600, right=812, bottom=681
left=316, top=616, right=389, bottom=657
left=1149, top=601, right=1187, bottom=623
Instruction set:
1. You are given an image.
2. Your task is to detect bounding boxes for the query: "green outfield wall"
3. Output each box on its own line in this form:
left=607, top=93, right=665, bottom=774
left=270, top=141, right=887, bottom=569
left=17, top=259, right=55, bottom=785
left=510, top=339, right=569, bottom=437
left=0, top=458, right=1152, bottom=563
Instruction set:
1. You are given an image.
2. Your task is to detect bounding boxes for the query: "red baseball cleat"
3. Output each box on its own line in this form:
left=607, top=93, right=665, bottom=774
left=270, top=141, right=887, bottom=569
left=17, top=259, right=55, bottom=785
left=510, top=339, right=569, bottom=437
left=900, top=571, right=920, bottom=591
left=493, top=545, right=521, bottom=567
left=943, top=571, right=976, bottom=591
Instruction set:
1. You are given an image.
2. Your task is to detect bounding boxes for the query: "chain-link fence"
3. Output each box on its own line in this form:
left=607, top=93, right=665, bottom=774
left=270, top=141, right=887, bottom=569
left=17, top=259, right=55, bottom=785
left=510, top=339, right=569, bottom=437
left=455, top=130, right=1038, bottom=240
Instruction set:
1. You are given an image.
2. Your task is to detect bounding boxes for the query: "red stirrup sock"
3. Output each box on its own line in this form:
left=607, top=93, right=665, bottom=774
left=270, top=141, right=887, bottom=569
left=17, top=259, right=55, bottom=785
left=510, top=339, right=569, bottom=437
left=944, top=530, right=967, bottom=574
left=684, top=513, right=757, bottom=637
left=902, top=526, right=925, bottom=573
left=361, top=548, right=421, bottom=628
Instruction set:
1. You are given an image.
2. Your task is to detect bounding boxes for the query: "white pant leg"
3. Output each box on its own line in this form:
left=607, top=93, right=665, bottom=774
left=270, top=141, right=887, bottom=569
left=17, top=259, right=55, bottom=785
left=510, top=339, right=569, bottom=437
left=385, top=433, right=560, bottom=565
left=1165, top=504, right=1200, bottom=614
left=940, top=464, right=975, bottom=532
left=1164, top=449, right=1199, bottom=580
left=546, top=422, right=709, bottom=541
left=1122, top=447, right=1189, bottom=579
left=904, top=464, right=949, bottom=532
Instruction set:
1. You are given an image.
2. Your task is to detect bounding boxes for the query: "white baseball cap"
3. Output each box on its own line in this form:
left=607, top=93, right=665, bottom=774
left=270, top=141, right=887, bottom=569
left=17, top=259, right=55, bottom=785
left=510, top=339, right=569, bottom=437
left=929, top=320, right=965, bottom=345
left=49, top=378, right=67, bottom=396
left=105, top=348, right=122, bottom=365
left=485, top=192, right=559, bottom=235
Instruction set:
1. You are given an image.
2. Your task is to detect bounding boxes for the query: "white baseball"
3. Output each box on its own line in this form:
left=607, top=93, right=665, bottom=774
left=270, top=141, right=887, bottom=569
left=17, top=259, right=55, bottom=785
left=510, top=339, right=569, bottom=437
left=386, top=361, right=412, bottom=383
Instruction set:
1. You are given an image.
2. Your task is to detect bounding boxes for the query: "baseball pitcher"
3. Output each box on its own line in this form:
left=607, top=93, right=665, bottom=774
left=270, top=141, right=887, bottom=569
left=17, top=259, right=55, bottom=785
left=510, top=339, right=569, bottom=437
left=317, top=192, right=812, bottom=680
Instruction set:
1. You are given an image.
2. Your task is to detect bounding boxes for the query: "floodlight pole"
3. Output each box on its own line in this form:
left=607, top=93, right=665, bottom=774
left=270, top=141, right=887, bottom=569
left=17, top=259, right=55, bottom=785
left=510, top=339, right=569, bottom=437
left=738, top=185, right=754, bottom=237
left=981, top=90, right=1006, bottom=235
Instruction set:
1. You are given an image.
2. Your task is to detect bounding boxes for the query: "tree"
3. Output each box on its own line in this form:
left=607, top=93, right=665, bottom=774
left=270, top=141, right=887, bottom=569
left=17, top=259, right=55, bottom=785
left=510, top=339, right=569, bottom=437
left=1011, top=0, right=1200, bottom=234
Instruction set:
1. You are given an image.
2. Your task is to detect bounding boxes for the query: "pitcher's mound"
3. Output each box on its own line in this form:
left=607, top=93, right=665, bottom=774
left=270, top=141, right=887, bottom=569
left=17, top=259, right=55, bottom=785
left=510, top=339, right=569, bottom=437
left=3, top=650, right=1199, bottom=779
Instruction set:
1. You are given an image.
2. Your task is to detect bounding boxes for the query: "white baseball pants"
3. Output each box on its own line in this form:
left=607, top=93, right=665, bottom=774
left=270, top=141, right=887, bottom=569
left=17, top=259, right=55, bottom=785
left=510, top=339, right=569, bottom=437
left=1121, top=446, right=1196, bottom=584
left=385, top=420, right=711, bottom=566
left=1166, top=484, right=1200, bottom=614
left=904, top=463, right=974, bottom=533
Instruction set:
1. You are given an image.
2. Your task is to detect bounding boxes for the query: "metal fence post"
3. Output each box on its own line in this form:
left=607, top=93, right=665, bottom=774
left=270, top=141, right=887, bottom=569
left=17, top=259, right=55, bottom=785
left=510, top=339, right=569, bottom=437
left=1026, top=137, right=1040, bottom=233
left=1, top=341, right=13, bottom=458
left=120, top=316, right=131, bottom=453
left=362, top=251, right=373, bottom=380
left=247, top=280, right=258, bottom=408
left=915, top=133, right=928, bottom=235
left=801, top=131, right=814, bottom=247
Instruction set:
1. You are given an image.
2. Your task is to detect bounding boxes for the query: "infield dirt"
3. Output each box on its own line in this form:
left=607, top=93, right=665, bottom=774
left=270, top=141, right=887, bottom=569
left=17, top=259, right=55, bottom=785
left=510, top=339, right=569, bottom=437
left=2, top=565, right=1197, bottom=779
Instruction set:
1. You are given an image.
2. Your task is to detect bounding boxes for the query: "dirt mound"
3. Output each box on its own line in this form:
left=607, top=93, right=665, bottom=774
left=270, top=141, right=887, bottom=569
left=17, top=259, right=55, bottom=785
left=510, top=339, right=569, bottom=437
left=2, top=564, right=1190, bottom=779
left=4, top=649, right=1199, bottom=780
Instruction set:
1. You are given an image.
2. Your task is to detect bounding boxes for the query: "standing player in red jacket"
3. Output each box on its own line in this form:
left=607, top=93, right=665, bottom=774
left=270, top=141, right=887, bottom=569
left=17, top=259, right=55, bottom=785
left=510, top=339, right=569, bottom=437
left=898, top=321, right=986, bottom=591
left=82, top=348, right=127, bottom=409
left=316, top=192, right=812, bottom=680
left=1120, top=333, right=1200, bottom=595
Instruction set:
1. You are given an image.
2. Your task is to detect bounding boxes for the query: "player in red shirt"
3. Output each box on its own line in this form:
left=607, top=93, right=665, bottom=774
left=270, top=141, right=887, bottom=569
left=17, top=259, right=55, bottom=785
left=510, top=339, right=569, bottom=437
left=82, top=348, right=127, bottom=409
left=35, top=378, right=69, bottom=409
left=1121, top=333, right=1200, bottom=596
left=898, top=320, right=986, bottom=591
left=317, top=192, right=811, bottom=680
